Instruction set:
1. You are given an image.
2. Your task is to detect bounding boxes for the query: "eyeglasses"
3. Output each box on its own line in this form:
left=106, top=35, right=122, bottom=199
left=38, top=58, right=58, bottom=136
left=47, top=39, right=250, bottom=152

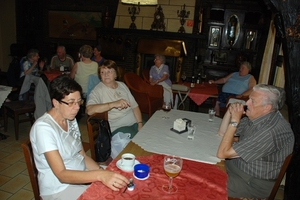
left=100, top=69, right=114, bottom=75
left=59, top=99, right=84, bottom=107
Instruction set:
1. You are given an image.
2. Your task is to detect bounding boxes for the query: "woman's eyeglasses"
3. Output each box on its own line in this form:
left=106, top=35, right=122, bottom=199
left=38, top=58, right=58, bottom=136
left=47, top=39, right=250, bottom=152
left=59, top=100, right=84, bottom=107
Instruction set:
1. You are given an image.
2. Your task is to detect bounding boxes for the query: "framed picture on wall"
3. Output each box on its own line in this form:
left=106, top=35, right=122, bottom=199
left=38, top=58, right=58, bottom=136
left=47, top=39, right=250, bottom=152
left=208, top=26, right=222, bottom=48
left=48, top=10, right=102, bottom=40
left=214, top=51, right=228, bottom=63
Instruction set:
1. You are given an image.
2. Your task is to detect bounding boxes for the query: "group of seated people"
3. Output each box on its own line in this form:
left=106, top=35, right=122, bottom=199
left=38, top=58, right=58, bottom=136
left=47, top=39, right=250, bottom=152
left=23, top=46, right=294, bottom=199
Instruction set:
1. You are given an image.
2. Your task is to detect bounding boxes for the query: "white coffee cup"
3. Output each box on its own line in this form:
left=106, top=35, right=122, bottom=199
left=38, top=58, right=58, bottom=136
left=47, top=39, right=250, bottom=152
left=121, top=153, right=135, bottom=169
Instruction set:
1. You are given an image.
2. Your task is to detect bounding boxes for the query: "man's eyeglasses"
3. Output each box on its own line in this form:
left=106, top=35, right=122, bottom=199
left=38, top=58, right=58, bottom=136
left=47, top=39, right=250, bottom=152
left=59, top=100, right=84, bottom=107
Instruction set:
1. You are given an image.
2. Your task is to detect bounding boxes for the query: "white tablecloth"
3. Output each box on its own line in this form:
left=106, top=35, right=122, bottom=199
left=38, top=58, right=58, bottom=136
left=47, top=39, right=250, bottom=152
left=132, top=109, right=223, bottom=164
left=0, top=85, right=12, bottom=108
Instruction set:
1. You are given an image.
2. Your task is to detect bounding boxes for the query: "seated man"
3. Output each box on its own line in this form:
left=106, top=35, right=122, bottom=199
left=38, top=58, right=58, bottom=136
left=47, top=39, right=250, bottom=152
left=217, top=84, right=294, bottom=198
left=20, top=49, right=44, bottom=78
left=50, top=45, right=74, bottom=70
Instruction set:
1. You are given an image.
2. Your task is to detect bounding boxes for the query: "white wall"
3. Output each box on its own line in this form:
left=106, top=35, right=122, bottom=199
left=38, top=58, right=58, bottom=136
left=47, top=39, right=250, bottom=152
left=0, top=0, right=16, bottom=72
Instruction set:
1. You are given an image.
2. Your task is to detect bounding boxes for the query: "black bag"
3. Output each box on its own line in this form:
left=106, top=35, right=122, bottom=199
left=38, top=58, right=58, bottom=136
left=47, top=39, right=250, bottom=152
left=92, top=118, right=112, bottom=162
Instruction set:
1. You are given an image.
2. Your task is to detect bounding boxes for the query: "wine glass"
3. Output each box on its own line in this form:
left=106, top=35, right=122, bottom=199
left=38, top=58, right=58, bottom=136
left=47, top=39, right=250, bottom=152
left=181, top=72, right=186, bottom=85
left=162, top=155, right=183, bottom=193
left=162, top=101, right=172, bottom=119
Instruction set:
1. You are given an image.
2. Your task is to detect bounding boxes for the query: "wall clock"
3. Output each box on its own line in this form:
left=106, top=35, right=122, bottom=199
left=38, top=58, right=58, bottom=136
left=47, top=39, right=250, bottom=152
left=151, top=5, right=166, bottom=31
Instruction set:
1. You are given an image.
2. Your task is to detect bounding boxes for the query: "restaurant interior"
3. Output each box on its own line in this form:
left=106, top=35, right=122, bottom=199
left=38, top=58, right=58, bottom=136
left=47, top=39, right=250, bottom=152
left=0, top=0, right=299, bottom=199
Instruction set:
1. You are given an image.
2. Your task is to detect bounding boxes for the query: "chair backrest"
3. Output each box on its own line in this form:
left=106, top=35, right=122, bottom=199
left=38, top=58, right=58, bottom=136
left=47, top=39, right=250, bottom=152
left=268, top=153, right=293, bottom=200
left=21, top=139, right=40, bottom=200
left=86, top=112, right=109, bottom=161
left=142, top=68, right=150, bottom=83
left=124, top=72, right=163, bottom=117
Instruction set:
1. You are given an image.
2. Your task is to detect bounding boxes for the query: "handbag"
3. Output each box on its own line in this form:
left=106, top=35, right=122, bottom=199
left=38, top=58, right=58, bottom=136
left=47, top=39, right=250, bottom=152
left=92, top=118, right=112, bottom=162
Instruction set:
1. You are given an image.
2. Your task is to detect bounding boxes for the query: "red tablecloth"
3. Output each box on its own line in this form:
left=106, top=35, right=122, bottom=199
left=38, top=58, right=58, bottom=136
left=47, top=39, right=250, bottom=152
left=44, top=69, right=64, bottom=82
left=78, top=154, right=228, bottom=200
left=185, top=82, right=218, bottom=105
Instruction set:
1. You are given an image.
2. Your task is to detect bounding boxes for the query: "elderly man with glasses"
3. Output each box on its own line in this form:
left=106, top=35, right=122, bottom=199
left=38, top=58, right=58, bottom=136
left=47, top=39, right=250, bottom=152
left=217, top=84, right=294, bottom=198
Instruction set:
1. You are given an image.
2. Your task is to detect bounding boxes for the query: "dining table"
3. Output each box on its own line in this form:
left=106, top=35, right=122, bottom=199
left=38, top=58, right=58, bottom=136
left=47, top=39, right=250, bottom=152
left=0, top=85, right=12, bottom=108
left=43, top=68, right=68, bottom=82
left=78, top=109, right=228, bottom=200
left=183, top=82, right=218, bottom=106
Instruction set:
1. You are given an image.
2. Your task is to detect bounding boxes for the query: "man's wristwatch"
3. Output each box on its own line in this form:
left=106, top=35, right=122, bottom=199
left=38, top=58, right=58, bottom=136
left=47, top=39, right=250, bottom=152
left=229, top=121, right=239, bottom=127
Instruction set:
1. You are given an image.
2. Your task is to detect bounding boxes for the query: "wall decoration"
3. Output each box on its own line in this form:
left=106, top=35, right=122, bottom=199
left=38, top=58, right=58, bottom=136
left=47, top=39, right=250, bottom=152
left=48, top=11, right=102, bottom=40
left=208, top=26, right=222, bottom=48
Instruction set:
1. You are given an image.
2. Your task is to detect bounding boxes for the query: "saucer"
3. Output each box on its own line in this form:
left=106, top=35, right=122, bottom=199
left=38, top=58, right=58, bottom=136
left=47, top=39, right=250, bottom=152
left=133, top=173, right=150, bottom=180
left=116, top=159, right=140, bottom=172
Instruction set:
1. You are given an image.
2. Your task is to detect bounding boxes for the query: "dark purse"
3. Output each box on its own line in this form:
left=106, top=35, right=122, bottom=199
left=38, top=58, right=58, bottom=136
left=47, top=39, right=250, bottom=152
left=92, top=118, right=112, bottom=162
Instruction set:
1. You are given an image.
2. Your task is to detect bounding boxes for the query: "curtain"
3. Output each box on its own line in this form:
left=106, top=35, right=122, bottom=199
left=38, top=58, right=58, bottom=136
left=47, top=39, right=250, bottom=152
left=258, top=15, right=276, bottom=84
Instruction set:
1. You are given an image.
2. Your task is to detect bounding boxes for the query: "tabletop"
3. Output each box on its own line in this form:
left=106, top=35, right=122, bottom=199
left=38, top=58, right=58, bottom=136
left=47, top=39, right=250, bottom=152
left=43, top=69, right=68, bottom=82
left=79, top=152, right=228, bottom=200
left=132, top=109, right=223, bottom=164
left=185, top=82, right=218, bottom=105
left=0, top=85, right=12, bottom=108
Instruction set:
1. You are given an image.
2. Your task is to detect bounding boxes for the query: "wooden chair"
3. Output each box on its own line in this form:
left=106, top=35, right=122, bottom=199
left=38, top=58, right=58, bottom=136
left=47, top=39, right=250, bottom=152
left=21, top=139, right=41, bottom=200
left=124, top=72, right=163, bottom=117
left=228, top=153, right=293, bottom=200
left=3, top=83, right=35, bottom=140
left=85, top=112, right=109, bottom=162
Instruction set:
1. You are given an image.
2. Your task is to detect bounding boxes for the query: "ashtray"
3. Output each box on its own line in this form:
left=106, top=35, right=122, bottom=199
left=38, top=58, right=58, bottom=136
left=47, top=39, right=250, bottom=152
left=170, top=127, right=188, bottom=134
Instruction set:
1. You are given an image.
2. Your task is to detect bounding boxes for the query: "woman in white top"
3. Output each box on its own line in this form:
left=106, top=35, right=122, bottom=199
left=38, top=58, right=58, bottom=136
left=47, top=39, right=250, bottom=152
left=70, top=45, right=98, bottom=97
left=86, top=60, right=143, bottom=138
left=30, top=75, right=128, bottom=200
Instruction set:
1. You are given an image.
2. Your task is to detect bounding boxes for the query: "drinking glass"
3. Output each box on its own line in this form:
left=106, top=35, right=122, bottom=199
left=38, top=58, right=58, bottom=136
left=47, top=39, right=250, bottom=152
left=181, top=72, right=186, bottom=85
left=162, top=101, right=172, bottom=119
left=201, top=74, right=207, bottom=85
left=162, top=155, right=183, bottom=193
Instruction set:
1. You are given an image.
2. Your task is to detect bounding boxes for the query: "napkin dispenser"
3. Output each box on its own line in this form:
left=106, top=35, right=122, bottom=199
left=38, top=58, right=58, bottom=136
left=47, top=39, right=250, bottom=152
left=182, top=118, right=191, bottom=127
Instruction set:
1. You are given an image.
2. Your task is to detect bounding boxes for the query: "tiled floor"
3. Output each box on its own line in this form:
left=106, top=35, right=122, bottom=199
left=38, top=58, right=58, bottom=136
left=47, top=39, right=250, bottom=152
left=0, top=107, right=286, bottom=200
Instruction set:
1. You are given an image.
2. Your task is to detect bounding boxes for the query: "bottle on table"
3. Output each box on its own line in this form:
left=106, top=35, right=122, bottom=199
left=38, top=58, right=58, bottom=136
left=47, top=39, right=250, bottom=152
left=191, top=76, right=195, bottom=88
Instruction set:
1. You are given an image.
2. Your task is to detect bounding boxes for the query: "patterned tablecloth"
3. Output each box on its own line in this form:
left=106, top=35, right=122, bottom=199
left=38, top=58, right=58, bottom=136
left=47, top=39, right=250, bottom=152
left=78, top=154, right=228, bottom=200
left=185, top=82, right=218, bottom=105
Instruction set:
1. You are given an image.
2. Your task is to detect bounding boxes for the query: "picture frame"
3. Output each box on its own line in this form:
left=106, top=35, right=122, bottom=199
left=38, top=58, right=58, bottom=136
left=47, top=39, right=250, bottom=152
left=208, top=26, right=222, bottom=48
left=214, top=51, right=228, bottom=63
left=48, top=10, right=102, bottom=40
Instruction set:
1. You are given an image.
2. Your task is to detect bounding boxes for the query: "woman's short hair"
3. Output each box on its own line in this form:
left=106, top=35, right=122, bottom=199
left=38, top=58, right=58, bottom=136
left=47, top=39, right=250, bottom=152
left=50, top=75, right=82, bottom=101
left=253, top=84, right=284, bottom=110
left=155, top=54, right=166, bottom=64
left=240, top=61, right=252, bottom=72
left=27, top=49, right=39, bottom=59
left=79, top=45, right=93, bottom=58
left=99, top=60, right=118, bottom=78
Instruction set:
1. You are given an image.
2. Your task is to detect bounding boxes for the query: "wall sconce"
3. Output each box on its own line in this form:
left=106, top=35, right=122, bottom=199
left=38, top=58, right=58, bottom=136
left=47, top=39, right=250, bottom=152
left=177, top=4, right=190, bottom=33
left=122, top=0, right=158, bottom=29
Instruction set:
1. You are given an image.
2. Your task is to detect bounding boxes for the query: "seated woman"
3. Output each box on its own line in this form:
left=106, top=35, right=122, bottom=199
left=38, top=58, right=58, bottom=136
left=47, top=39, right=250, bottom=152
left=70, top=45, right=98, bottom=98
left=86, top=60, right=143, bottom=138
left=91, top=45, right=105, bottom=66
left=209, top=61, right=256, bottom=116
left=30, top=75, right=129, bottom=200
left=149, top=54, right=173, bottom=104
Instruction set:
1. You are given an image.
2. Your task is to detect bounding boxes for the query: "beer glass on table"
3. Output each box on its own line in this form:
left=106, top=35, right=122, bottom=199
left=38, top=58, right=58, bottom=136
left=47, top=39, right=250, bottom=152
left=162, top=155, right=183, bottom=193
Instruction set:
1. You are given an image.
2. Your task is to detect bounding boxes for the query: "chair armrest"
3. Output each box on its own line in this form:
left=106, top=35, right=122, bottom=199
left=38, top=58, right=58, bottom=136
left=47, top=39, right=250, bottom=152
left=87, top=112, right=109, bottom=121
left=146, top=84, right=163, bottom=99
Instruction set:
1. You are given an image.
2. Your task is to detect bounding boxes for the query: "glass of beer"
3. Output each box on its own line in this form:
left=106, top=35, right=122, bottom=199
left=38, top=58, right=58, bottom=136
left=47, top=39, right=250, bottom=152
left=162, top=155, right=183, bottom=193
